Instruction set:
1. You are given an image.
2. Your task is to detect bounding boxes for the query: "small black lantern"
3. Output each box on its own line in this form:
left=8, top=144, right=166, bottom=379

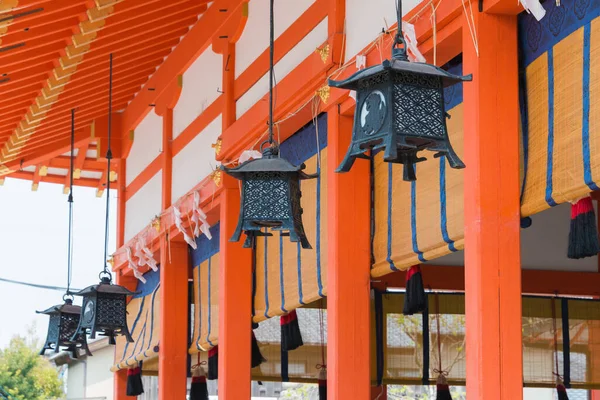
left=222, top=144, right=317, bottom=249
left=221, top=0, right=317, bottom=249
left=38, top=298, right=91, bottom=359
left=328, top=2, right=471, bottom=181
left=71, top=275, right=135, bottom=345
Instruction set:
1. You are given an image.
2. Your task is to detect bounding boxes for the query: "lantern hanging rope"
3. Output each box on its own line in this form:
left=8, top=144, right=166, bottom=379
left=70, top=54, right=136, bottom=346
left=38, top=109, right=91, bottom=359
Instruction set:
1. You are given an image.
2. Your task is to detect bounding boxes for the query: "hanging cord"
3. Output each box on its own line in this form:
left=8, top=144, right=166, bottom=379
left=461, top=0, right=479, bottom=57
left=101, top=54, right=114, bottom=281
left=64, top=109, right=76, bottom=301
left=433, top=293, right=448, bottom=377
left=551, top=296, right=562, bottom=382
left=316, top=298, right=326, bottom=370
left=267, top=0, right=275, bottom=146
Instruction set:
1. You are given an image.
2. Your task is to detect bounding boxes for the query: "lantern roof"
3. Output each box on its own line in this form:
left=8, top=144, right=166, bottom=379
left=221, top=147, right=318, bottom=180
left=37, top=301, right=81, bottom=316
left=329, top=58, right=472, bottom=90
left=72, top=281, right=136, bottom=297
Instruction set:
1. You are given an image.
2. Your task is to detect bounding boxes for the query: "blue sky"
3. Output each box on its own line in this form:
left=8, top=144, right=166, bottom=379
left=0, top=177, right=116, bottom=347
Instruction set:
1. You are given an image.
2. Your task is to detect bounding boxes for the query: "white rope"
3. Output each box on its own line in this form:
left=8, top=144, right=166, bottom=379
left=462, top=0, right=479, bottom=57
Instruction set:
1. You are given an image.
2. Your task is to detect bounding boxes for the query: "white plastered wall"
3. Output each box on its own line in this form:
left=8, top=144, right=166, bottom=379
left=235, top=0, right=316, bottom=79
left=236, top=18, right=328, bottom=118
left=126, top=110, right=162, bottom=186
left=344, top=0, right=422, bottom=60
left=66, top=345, right=114, bottom=400
left=173, top=48, right=223, bottom=139
left=172, top=114, right=222, bottom=202
left=125, top=171, right=162, bottom=242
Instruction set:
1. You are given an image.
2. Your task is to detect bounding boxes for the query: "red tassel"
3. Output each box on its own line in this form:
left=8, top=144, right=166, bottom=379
left=318, top=368, right=327, bottom=400
left=403, top=265, right=426, bottom=315
left=568, top=196, right=600, bottom=259
left=281, top=310, right=304, bottom=352
left=126, top=365, right=144, bottom=396
left=190, top=366, right=209, bottom=400
left=436, top=374, right=453, bottom=400
left=207, top=346, right=218, bottom=380
left=556, top=381, right=569, bottom=400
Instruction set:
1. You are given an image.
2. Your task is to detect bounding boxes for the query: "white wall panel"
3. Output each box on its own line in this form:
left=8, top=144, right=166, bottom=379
left=235, top=0, right=316, bottom=79
left=345, top=0, right=421, bottom=60
left=125, top=171, right=162, bottom=242
left=126, top=110, right=162, bottom=185
left=172, top=115, right=222, bottom=202
left=236, top=18, right=328, bottom=118
left=173, top=48, right=223, bottom=139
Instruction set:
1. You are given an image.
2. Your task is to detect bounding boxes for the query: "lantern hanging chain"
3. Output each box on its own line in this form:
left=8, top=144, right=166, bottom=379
left=267, top=0, right=275, bottom=146
left=551, top=297, right=562, bottom=382
left=65, top=108, right=76, bottom=298
left=102, top=53, right=114, bottom=279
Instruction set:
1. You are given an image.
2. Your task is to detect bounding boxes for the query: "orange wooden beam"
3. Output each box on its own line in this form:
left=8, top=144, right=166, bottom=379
left=462, top=7, right=522, bottom=400
left=327, top=108, right=372, bottom=399
left=159, top=241, right=189, bottom=400
left=121, top=0, right=246, bottom=135
left=218, top=173, right=253, bottom=399
left=373, top=265, right=600, bottom=297
left=7, top=170, right=101, bottom=189
left=65, top=141, right=91, bottom=187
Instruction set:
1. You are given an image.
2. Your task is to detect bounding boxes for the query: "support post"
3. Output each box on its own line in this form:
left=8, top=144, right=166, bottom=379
left=218, top=173, right=253, bottom=399
left=327, top=107, right=372, bottom=399
left=113, top=364, right=128, bottom=399
left=162, top=108, right=173, bottom=209
left=462, top=6, right=523, bottom=400
left=158, top=241, right=189, bottom=400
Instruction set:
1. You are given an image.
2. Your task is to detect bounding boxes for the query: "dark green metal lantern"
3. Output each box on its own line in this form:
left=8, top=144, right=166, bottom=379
left=328, top=4, right=471, bottom=180
left=38, top=298, right=91, bottom=359
left=221, top=145, right=317, bottom=249
left=71, top=276, right=135, bottom=345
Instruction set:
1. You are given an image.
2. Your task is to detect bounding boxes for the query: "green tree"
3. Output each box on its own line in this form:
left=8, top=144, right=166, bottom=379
left=0, top=328, right=64, bottom=400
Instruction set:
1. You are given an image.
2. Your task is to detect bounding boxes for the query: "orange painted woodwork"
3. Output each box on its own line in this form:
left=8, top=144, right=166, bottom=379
left=172, top=97, right=224, bottom=157
left=161, top=109, right=173, bottom=209
left=113, top=369, right=128, bottom=400
left=327, top=109, right=371, bottom=399
left=218, top=174, right=253, bottom=399
left=462, top=9, right=522, bottom=400
left=159, top=241, right=189, bottom=400
left=233, top=0, right=327, bottom=100
left=126, top=156, right=162, bottom=202
left=122, top=0, right=247, bottom=135
left=219, top=50, right=331, bottom=163
left=117, top=159, right=126, bottom=248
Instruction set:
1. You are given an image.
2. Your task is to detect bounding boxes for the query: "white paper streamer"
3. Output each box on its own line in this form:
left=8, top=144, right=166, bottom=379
left=239, top=150, right=263, bottom=164
left=173, top=205, right=197, bottom=249
left=520, top=0, right=546, bottom=21
left=402, top=21, right=426, bottom=63
left=126, top=247, right=147, bottom=284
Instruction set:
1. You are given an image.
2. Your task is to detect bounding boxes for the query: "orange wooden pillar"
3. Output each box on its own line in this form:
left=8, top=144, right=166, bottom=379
left=218, top=173, right=253, bottom=399
left=327, top=106, right=372, bottom=399
left=161, top=108, right=173, bottom=208
left=114, top=369, right=128, bottom=399
left=462, top=6, right=523, bottom=400
left=158, top=241, right=190, bottom=400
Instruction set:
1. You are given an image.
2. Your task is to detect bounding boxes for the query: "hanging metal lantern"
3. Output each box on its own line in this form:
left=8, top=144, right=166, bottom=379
left=221, top=144, right=317, bottom=249
left=71, top=274, right=135, bottom=345
left=328, top=6, right=471, bottom=180
left=38, top=298, right=91, bottom=359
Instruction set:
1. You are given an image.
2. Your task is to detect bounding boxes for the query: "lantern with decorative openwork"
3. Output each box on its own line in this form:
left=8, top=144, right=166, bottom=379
left=38, top=298, right=91, bottom=359
left=71, top=276, right=135, bottom=345
left=221, top=144, right=317, bottom=249
left=328, top=26, right=471, bottom=180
